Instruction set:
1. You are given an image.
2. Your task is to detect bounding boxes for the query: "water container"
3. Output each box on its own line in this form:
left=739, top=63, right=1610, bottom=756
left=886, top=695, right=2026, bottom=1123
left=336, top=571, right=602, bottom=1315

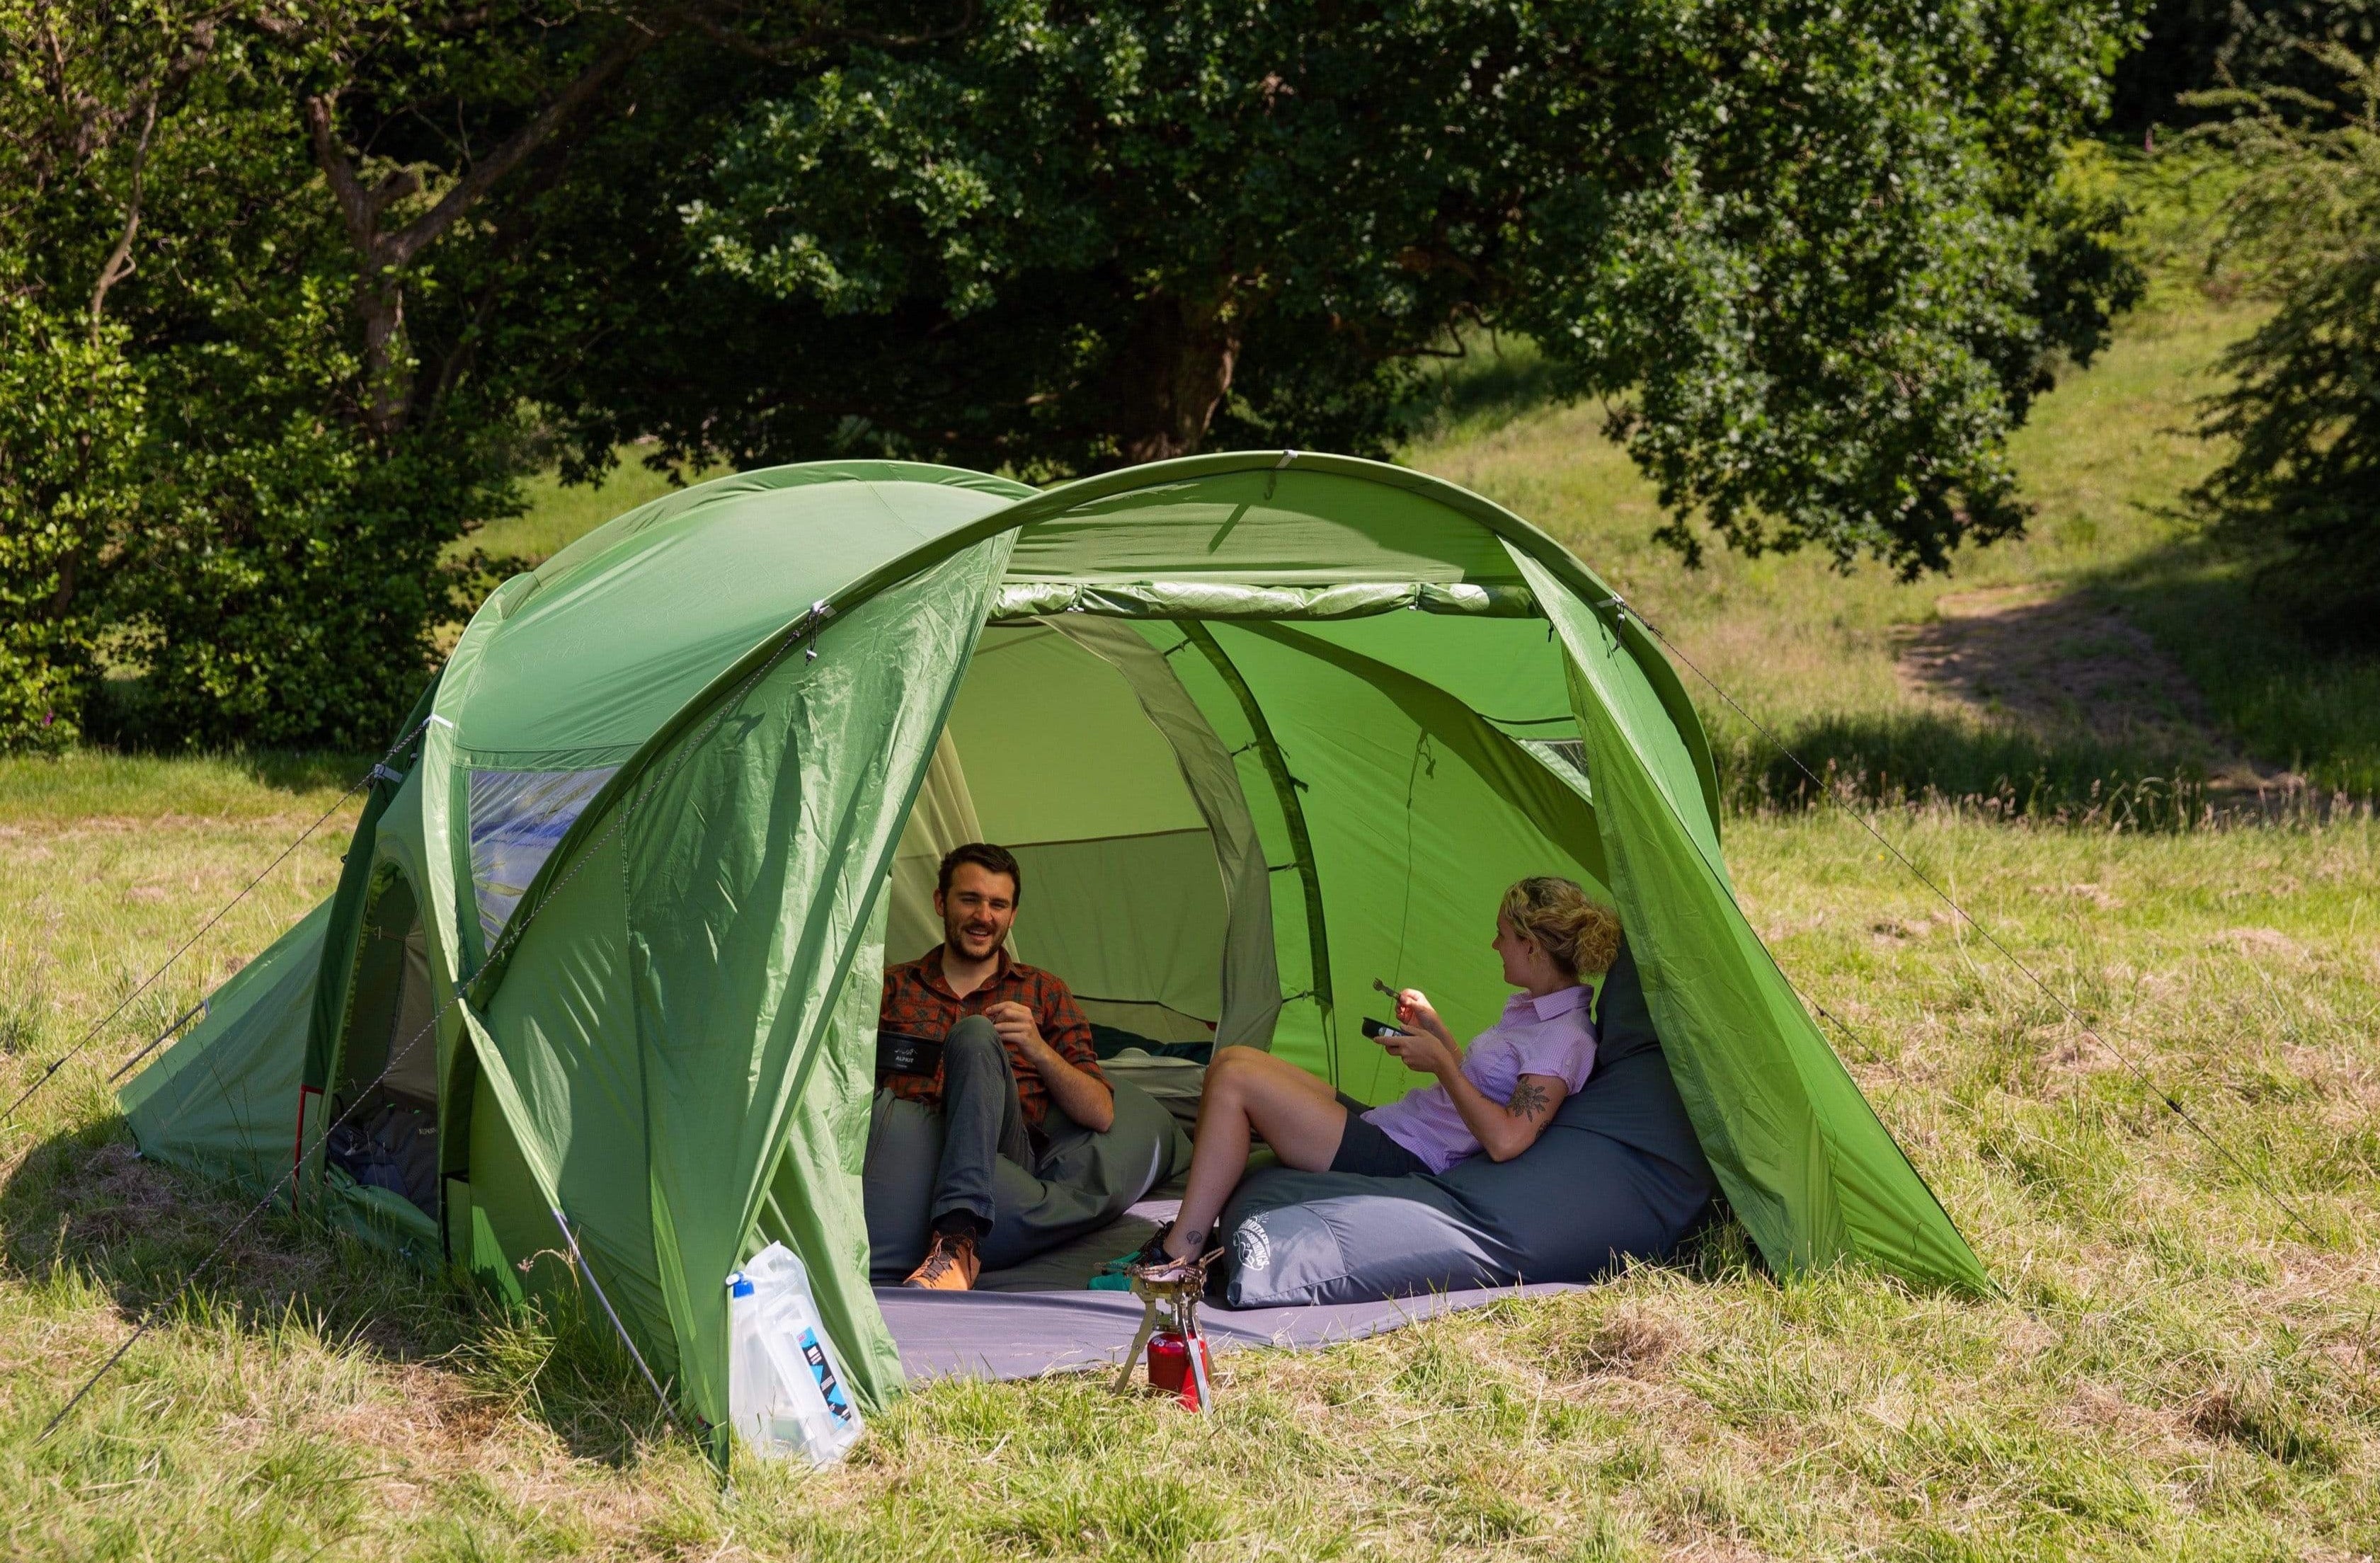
left=724, top=1243, right=864, bottom=1465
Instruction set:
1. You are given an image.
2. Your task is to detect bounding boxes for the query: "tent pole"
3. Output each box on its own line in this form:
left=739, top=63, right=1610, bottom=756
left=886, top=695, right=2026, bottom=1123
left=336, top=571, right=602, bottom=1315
left=551, top=1205, right=685, bottom=1441
left=1177, top=624, right=1337, bottom=1085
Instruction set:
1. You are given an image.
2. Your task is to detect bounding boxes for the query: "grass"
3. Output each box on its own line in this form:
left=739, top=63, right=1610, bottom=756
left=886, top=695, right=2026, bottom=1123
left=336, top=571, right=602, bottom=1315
left=6, top=172, right=2380, bottom=1557
left=458, top=447, right=716, bottom=567
left=1, top=782, right=2374, bottom=1557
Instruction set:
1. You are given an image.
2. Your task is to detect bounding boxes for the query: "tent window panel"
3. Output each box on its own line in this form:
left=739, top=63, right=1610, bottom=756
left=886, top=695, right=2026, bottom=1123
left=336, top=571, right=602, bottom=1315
left=1524, top=738, right=1591, bottom=799
left=468, top=767, right=619, bottom=949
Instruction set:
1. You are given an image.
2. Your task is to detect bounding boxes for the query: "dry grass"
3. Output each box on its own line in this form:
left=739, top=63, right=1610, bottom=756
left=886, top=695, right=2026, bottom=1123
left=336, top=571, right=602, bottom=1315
left=1, top=762, right=2374, bottom=1558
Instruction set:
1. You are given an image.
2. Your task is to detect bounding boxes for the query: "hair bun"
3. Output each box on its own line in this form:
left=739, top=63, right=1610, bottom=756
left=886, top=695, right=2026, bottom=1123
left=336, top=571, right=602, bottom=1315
left=1499, top=876, right=1622, bottom=978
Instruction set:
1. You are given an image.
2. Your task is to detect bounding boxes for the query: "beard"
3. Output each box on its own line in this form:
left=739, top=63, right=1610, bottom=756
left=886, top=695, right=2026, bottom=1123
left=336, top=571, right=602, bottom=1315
left=946, top=918, right=1003, bottom=958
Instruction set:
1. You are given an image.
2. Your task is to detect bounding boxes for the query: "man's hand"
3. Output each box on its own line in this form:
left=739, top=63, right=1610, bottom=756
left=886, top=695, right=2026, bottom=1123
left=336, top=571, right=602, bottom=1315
left=985, top=1000, right=1046, bottom=1063
left=985, top=998, right=1114, bottom=1133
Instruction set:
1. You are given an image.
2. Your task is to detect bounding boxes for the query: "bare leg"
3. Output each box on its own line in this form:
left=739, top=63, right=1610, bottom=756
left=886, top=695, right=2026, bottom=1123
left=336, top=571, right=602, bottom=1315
left=1162, top=1048, right=1346, bottom=1261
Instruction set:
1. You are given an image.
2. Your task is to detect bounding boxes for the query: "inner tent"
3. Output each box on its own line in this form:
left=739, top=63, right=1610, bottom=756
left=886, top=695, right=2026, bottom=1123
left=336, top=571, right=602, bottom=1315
left=886, top=605, right=1610, bottom=1104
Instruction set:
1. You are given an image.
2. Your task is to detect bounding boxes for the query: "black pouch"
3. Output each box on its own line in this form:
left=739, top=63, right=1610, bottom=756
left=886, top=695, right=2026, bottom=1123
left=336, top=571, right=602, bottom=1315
left=876, top=1030, right=944, bottom=1080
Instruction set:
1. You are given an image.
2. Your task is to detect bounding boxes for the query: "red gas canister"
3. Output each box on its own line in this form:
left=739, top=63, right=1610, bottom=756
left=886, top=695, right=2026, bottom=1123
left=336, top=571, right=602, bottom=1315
left=1144, top=1329, right=1211, bottom=1410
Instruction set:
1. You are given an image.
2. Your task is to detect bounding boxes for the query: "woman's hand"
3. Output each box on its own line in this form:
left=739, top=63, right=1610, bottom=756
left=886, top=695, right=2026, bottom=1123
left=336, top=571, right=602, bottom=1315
left=1373, top=1022, right=1461, bottom=1078
left=1393, top=987, right=1451, bottom=1044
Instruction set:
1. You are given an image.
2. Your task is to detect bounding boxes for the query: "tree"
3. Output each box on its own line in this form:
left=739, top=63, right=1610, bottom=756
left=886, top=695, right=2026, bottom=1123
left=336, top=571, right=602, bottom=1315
left=0, top=2, right=993, bottom=749
left=556, top=0, right=2141, bottom=574
left=0, top=0, right=222, bottom=746
left=2110, top=0, right=2380, bottom=134
left=2187, top=43, right=2380, bottom=643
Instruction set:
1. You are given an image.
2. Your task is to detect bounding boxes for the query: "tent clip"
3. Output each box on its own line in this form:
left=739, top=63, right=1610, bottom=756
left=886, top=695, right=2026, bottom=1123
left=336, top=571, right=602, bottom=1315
left=1264, top=449, right=1299, bottom=500
left=796, top=600, right=835, bottom=660
left=369, top=763, right=406, bottom=786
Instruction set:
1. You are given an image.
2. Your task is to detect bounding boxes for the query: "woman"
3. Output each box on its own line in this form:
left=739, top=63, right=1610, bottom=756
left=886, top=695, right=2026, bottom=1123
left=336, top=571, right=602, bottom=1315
left=1138, top=876, right=1622, bottom=1279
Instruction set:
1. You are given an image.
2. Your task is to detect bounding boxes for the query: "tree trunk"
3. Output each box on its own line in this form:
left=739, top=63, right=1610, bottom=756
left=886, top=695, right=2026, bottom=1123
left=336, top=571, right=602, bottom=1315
left=1114, top=293, right=1242, bottom=464
left=355, top=275, right=411, bottom=445
left=302, top=22, right=660, bottom=446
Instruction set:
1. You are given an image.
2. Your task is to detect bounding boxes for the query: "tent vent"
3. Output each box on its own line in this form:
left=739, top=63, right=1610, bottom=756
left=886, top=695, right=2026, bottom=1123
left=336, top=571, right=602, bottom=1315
left=1523, top=738, right=1591, bottom=794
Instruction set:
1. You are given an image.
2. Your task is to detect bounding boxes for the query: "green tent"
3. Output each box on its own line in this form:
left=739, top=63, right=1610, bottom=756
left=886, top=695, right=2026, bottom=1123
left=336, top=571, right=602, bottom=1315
left=120, top=450, right=1986, bottom=1437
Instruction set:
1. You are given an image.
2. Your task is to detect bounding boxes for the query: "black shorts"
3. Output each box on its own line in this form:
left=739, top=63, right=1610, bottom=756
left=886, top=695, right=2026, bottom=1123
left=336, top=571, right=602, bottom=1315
left=1328, top=1092, right=1432, bottom=1179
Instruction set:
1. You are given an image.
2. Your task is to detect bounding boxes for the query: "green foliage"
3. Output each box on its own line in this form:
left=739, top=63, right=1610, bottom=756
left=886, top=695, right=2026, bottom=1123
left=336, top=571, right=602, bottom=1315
left=0, top=1, right=646, bottom=750
left=633, top=0, right=2144, bottom=577
left=2111, top=0, right=2380, bottom=132
left=2185, top=45, right=2380, bottom=645
left=0, top=301, right=143, bottom=749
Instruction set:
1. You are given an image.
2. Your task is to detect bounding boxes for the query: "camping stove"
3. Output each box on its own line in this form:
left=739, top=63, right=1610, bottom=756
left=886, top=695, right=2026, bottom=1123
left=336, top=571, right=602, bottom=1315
left=1114, top=1254, right=1218, bottom=1412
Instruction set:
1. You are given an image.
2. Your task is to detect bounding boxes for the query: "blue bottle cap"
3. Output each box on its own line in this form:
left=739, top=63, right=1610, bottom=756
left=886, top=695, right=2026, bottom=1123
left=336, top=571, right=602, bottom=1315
left=729, top=1274, right=754, bottom=1298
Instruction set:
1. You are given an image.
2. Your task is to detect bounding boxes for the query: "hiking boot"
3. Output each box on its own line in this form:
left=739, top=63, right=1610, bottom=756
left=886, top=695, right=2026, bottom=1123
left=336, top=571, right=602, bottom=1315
left=903, top=1231, right=981, bottom=1290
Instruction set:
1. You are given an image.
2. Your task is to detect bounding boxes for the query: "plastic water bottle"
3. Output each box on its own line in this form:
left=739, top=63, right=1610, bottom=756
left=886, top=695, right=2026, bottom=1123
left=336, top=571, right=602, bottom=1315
left=725, top=1244, right=864, bottom=1465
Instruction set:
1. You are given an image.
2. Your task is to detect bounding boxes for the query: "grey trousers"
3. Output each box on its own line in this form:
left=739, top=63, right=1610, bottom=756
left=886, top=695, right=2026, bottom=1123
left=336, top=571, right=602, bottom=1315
left=864, top=1025, right=1192, bottom=1283
left=927, top=1016, right=1035, bottom=1233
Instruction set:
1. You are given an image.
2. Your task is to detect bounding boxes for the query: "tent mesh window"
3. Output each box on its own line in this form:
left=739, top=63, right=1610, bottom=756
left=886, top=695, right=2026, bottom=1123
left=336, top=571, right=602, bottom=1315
left=1523, top=738, right=1591, bottom=794
left=467, top=767, right=619, bottom=949
left=324, top=874, right=442, bottom=1215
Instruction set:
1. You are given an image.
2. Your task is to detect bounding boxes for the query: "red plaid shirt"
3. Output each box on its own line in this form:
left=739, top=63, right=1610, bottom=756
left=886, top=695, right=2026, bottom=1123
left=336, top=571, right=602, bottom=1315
left=878, top=945, right=1104, bottom=1130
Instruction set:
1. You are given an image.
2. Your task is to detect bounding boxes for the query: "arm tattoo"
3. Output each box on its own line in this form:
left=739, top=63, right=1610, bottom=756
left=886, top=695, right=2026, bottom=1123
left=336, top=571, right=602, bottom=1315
left=1505, top=1078, right=1552, bottom=1121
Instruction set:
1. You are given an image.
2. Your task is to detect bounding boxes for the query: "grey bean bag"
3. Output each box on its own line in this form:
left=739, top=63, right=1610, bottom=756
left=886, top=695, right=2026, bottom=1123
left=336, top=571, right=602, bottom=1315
left=1217, top=939, right=1717, bottom=1307
left=864, top=1073, right=1191, bottom=1283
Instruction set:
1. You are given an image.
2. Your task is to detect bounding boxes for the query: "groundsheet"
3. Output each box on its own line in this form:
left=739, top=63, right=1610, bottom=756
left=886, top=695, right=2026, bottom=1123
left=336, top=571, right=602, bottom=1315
left=878, top=1281, right=1579, bottom=1382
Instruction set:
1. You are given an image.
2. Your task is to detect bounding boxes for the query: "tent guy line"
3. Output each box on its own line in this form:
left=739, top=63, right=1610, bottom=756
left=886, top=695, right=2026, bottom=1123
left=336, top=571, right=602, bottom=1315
left=1, top=716, right=435, bottom=1130
left=42, top=746, right=655, bottom=1445
left=47, top=588, right=870, bottom=1443
left=37, top=597, right=844, bottom=1445
left=1613, top=597, right=2333, bottom=1249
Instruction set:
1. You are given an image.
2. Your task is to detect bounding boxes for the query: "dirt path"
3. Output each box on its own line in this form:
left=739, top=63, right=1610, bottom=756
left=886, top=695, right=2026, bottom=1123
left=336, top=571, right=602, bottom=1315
left=1894, top=585, right=2296, bottom=796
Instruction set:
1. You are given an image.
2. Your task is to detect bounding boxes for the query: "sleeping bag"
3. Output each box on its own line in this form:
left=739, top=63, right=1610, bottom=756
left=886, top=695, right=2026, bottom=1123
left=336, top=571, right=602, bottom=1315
left=1215, top=939, right=1717, bottom=1307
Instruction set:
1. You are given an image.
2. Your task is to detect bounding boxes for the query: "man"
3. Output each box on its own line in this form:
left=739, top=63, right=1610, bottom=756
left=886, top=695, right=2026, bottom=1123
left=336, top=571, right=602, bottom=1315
left=875, top=842, right=1115, bottom=1289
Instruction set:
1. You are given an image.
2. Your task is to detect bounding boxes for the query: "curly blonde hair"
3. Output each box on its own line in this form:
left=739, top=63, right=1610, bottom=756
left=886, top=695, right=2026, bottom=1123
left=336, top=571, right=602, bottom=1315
left=1499, top=876, right=1622, bottom=978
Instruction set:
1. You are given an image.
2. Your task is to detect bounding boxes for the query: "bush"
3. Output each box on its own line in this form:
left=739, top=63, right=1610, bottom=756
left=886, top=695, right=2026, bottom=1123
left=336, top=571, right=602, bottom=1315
left=108, top=418, right=517, bottom=750
left=0, top=301, right=144, bottom=749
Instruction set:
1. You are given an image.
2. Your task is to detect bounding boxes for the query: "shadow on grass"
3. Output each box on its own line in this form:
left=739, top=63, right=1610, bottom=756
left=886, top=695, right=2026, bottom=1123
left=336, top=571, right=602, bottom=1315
left=1715, top=710, right=2243, bottom=830
left=82, top=677, right=381, bottom=794
left=0, top=1119, right=675, bottom=1467
left=1714, top=531, right=2380, bottom=823
left=234, top=750, right=378, bottom=796
left=1398, top=333, right=1569, bottom=443
left=2083, top=534, right=2380, bottom=799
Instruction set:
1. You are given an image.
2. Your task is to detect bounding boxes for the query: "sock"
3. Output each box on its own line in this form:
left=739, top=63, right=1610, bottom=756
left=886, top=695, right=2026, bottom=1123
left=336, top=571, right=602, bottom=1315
left=932, top=1210, right=990, bottom=1243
